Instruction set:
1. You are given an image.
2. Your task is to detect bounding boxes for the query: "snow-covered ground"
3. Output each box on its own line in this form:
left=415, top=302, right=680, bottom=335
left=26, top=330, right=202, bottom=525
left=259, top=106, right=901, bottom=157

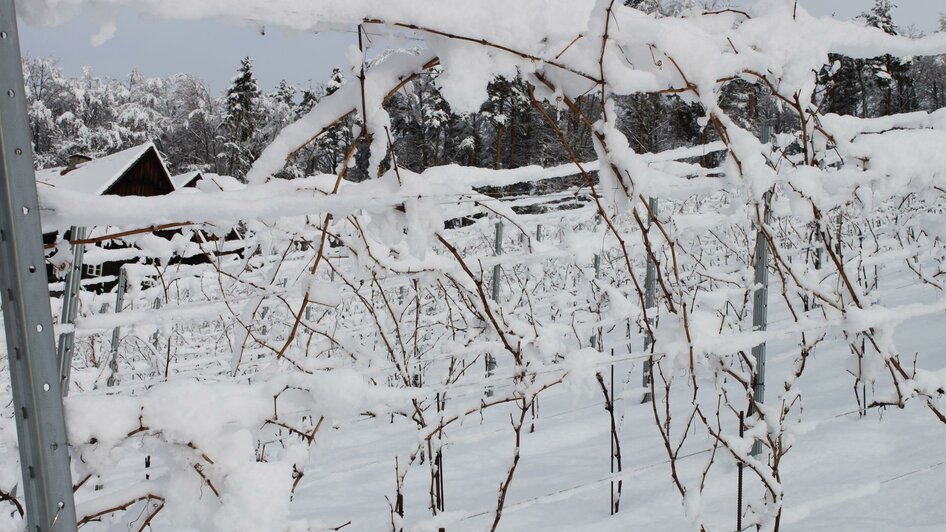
left=2, top=223, right=944, bottom=531
left=2, top=1, right=946, bottom=531
left=279, top=265, right=946, bottom=531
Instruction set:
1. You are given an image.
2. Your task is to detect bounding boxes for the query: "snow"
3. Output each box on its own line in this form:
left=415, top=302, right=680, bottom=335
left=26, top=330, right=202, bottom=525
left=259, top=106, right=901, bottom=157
left=37, top=141, right=728, bottom=232
left=246, top=50, right=438, bottom=185
left=171, top=170, right=203, bottom=190
left=3, top=1, right=946, bottom=531
left=35, top=141, right=164, bottom=195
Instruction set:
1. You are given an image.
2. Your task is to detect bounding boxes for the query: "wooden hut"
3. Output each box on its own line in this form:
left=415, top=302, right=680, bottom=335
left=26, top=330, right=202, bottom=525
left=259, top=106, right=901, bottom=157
left=37, top=142, right=176, bottom=290
left=171, top=170, right=203, bottom=190
left=170, top=171, right=249, bottom=263
left=37, top=142, right=174, bottom=197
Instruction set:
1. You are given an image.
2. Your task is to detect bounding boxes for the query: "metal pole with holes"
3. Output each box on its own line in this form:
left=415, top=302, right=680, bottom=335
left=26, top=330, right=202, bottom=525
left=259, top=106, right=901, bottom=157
left=641, top=197, right=657, bottom=404
left=107, top=267, right=127, bottom=387
left=593, top=253, right=603, bottom=350
left=0, top=1, right=78, bottom=529
left=57, top=227, right=86, bottom=397
left=485, top=221, right=503, bottom=395
left=750, top=125, right=774, bottom=457
left=151, top=297, right=162, bottom=349
left=491, top=221, right=503, bottom=301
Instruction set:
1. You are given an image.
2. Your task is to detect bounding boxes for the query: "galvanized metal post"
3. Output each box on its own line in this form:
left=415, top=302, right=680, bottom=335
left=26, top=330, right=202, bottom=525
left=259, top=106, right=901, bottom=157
left=57, top=227, right=86, bottom=397
left=814, top=235, right=823, bottom=271
left=107, top=267, right=127, bottom=387
left=491, top=221, right=503, bottom=302
left=593, top=253, right=603, bottom=351
left=0, top=1, right=78, bottom=528
left=151, top=297, right=162, bottom=349
left=535, top=224, right=542, bottom=243
left=641, top=197, right=657, bottom=404
left=750, top=125, right=774, bottom=457
left=485, top=221, right=503, bottom=395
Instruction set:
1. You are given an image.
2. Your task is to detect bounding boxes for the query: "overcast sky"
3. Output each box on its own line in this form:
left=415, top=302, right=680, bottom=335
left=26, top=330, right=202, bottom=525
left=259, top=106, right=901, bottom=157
left=17, top=0, right=945, bottom=94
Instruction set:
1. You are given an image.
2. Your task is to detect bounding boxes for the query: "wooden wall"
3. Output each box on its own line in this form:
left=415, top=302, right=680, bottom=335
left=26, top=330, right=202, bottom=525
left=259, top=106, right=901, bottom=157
left=103, top=148, right=175, bottom=197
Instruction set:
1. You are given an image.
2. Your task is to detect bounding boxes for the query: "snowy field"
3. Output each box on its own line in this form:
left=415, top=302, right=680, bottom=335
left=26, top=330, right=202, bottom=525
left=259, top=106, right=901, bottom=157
left=3, top=212, right=945, bottom=531
left=2, top=1, right=946, bottom=531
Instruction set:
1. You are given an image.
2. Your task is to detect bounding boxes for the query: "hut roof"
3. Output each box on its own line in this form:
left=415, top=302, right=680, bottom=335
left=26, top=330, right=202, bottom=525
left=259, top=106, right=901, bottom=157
left=36, top=142, right=167, bottom=195
left=171, top=170, right=203, bottom=190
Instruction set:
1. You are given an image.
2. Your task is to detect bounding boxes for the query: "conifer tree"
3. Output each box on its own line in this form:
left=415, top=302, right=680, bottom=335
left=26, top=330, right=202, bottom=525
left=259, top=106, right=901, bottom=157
left=224, top=57, right=262, bottom=177
left=623, top=0, right=660, bottom=13
left=862, top=0, right=915, bottom=115
left=325, top=68, right=345, bottom=96
left=273, top=79, right=297, bottom=107
left=818, top=55, right=865, bottom=116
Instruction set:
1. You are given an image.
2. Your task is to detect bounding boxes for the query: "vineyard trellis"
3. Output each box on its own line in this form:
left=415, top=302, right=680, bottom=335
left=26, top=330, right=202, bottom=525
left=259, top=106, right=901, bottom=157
left=1, top=1, right=946, bottom=531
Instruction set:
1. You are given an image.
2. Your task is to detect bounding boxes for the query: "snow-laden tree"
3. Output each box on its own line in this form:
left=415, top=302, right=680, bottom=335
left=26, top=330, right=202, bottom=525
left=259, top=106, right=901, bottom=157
left=862, top=0, right=916, bottom=115
left=223, top=57, right=263, bottom=178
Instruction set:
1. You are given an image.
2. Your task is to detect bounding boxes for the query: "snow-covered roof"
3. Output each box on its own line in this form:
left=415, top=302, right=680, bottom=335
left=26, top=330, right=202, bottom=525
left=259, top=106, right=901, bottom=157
left=172, top=171, right=203, bottom=190
left=36, top=142, right=165, bottom=195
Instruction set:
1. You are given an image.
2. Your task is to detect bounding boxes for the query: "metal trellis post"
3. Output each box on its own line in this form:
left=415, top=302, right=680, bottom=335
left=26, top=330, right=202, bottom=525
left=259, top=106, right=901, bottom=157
left=593, top=253, right=603, bottom=350
left=151, top=297, right=162, bottom=349
left=0, top=1, right=78, bottom=528
left=641, top=197, right=657, bottom=404
left=750, top=125, right=774, bottom=457
left=107, top=267, right=127, bottom=387
left=491, top=221, right=503, bottom=302
left=485, top=221, right=503, bottom=395
left=57, top=226, right=86, bottom=397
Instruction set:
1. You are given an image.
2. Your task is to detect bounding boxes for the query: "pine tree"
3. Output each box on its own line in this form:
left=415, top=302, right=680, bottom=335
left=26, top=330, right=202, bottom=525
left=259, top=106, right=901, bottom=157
left=481, top=76, right=532, bottom=169
left=273, top=80, right=297, bottom=107
left=261, top=81, right=301, bottom=179
left=290, top=69, right=355, bottom=176
left=624, top=0, right=661, bottom=14
left=817, top=1, right=915, bottom=118
left=325, top=68, right=345, bottom=96
left=862, top=1, right=914, bottom=115
left=224, top=57, right=262, bottom=177
left=818, top=55, right=865, bottom=116
left=297, top=88, right=318, bottom=119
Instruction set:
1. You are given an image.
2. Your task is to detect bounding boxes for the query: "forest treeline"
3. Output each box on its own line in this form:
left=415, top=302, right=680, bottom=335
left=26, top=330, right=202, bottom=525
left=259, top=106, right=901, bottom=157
left=23, top=1, right=946, bottom=183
